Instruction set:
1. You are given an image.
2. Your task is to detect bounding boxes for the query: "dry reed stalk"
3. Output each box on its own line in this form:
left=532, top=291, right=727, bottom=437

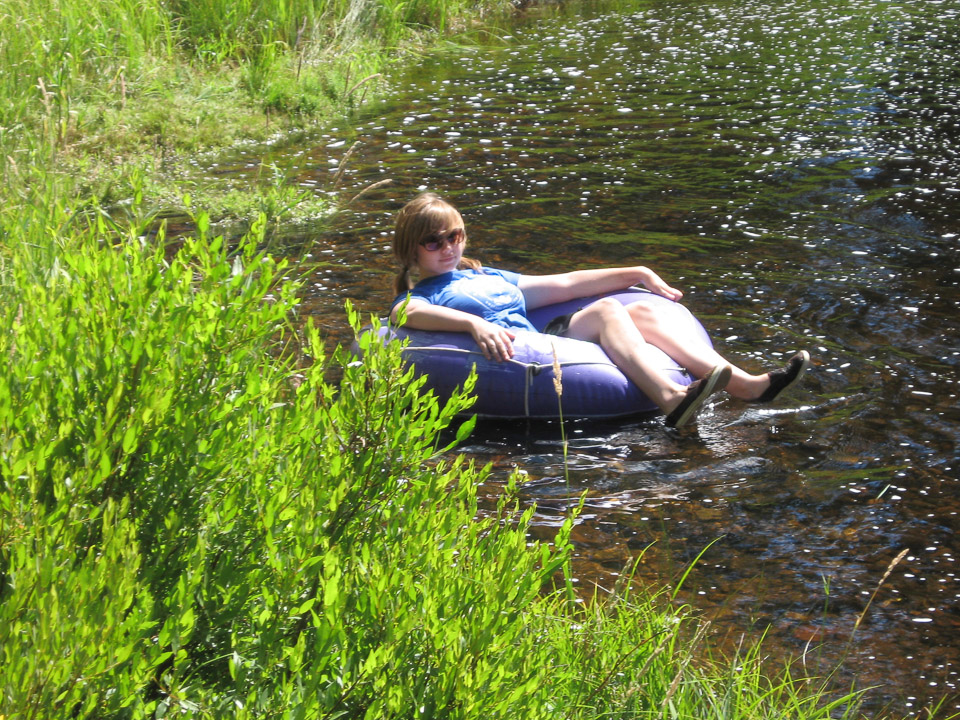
left=332, top=141, right=360, bottom=188
left=37, top=77, right=52, bottom=116
left=854, top=547, right=910, bottom=632
left=295, top=16, right=308, bottom=49
left=348, top=178, right=392, bottom=204
left=621, top=636, right=670, bottom=702
left=551, top=342, right=563, bottom=398
left=346, top=73, right=382, bottom=100
left=551, top=342, right=570, bottom=490
left=294, top=17, right=308, bottom=81
left=659, top=621, right=710, bottom=715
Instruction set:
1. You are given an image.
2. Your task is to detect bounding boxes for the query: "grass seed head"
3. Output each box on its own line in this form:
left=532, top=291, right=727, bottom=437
left=551, top=342, right=563, bottom=398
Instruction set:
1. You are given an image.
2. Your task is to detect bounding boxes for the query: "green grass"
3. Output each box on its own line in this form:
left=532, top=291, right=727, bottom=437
left=0, top=187, right=875, bottom=719
left=0, top=0, right=514, bottom=229
left=0, top=0, right=511, bottom=145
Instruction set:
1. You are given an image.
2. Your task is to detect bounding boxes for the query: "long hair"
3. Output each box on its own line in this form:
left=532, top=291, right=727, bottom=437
left=392, top=192, right=481, bottom=295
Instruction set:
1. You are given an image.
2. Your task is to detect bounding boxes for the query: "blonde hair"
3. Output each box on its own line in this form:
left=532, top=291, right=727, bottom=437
left=392, top=192, right=481, bottom=295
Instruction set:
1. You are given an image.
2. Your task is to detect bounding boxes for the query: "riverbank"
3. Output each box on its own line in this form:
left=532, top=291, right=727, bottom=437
left=0, top=0, right=514, bottom=232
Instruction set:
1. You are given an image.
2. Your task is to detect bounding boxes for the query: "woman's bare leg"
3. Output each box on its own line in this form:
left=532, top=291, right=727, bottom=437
left=624, top=301, right=772, bottom=400
left=564, top=298, right=705, bottom=414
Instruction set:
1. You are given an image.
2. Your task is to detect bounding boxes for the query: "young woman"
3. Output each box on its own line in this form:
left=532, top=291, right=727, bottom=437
left=390, top=192, right=810, bottom=427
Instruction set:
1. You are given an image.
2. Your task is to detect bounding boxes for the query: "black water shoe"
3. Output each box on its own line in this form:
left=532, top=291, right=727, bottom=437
left=665, top=364, right=732, bottom=428
left=751, top=350, right=811, bottom=404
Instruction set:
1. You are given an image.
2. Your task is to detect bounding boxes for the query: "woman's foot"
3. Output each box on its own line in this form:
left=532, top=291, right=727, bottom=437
left=750, top=350, right=811, bottom=403
left=665, top=364, right=732, bottom=428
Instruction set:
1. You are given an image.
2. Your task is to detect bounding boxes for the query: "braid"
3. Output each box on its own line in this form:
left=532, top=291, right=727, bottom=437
left=394, top=265, right=412, bottom=296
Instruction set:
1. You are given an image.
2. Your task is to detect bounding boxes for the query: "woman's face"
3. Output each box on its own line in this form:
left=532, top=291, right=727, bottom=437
left=415, top=226, right=465, bottom=278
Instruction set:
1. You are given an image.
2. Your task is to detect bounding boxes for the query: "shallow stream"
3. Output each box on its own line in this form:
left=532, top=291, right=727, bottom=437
left=200, top=0, right=960, bottom=713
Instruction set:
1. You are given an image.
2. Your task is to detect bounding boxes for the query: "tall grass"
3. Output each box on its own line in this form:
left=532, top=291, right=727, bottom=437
left=0, top=192, right=868, bottom=719
left=0, top=0, right=509, bottom=162
left=0, top=0, right=512, bottom=227
left=0, top=0, right=174, bottom=149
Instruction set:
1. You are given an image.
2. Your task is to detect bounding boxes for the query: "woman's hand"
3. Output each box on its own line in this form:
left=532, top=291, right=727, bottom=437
left=470, top=319, right=516, bottom=362
left=637, top=266, right=683, bottom=301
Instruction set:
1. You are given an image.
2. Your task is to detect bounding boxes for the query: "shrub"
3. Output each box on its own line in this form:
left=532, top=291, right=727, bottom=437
left=0, top=196, right=566, bottom=717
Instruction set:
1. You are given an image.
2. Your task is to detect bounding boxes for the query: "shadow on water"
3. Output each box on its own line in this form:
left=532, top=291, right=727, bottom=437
left=199, top=0, right=960, bottom=714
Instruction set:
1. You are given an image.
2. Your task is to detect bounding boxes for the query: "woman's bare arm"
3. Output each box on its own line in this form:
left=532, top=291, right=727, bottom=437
left=391, top=297, right=517, bottom=361
left=518, top=266, right=683, bottom=309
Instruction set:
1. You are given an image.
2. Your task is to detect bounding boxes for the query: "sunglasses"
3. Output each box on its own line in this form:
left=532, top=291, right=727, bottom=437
left=419, top=227, right=465, bottom=252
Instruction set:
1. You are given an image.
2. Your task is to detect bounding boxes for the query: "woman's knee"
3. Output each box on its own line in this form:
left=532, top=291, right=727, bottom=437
left=567, top=298, right=634, bottom=342
left=586, top=297, right=629, bottom=320
left=626, top=301, right=661, bottom=329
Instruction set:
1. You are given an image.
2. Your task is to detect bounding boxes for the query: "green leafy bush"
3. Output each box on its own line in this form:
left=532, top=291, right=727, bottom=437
left=0, top=197, right=560, bottom=717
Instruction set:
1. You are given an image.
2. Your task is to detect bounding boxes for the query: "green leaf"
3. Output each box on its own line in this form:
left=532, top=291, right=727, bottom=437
left=122, top=424, right=137, bottom=454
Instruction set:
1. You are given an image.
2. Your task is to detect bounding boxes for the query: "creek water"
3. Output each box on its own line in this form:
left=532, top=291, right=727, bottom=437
left=203, top=0, right=960, bottom=713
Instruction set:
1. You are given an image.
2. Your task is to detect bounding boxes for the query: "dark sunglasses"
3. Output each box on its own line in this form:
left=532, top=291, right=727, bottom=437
left=419, top=227, right=465, bottom=251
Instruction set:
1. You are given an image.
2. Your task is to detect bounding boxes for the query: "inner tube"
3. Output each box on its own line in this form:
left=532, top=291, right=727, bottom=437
left=355, top=288, right=713, bottom=419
